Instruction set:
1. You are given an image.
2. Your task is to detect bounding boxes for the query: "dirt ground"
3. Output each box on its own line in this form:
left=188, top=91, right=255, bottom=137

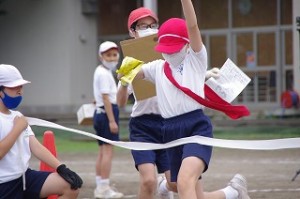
left=30, top=146, right=300, bottom=199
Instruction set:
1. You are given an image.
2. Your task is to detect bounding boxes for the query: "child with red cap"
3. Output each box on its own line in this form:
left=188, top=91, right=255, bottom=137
left=120, top=0, right=251, bottom=199
left=118, top=7, right=176, bottom=199
left=0, top=64, right=82, bottom=198
left=93, top=41, right=124, bottom=198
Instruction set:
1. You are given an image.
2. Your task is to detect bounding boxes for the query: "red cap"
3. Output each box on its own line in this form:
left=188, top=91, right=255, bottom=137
left=155, top=18, right=189, bottom=54
left=128, top=7, right=158, bottom=31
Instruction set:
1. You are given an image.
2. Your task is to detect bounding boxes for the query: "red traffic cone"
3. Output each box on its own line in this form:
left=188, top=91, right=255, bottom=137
left=40, top=131, right=57, bottom=171
left=40, top=131, right=58, bottom=199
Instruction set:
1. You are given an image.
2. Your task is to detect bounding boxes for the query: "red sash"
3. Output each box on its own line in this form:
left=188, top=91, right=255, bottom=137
left=163, top=62, right=250, bottom=119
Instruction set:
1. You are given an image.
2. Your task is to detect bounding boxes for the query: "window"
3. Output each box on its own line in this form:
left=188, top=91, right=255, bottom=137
left=197, top=0, right=228, bottom=29
left=209, top=35, right=227, bottom=68
left=257, top=32, right=275, bottom=66
left=232, top=0, right=276, bottom=27
left=98, top=0, right=137, bottom=35
left=236, top=33, right=254, bottom=67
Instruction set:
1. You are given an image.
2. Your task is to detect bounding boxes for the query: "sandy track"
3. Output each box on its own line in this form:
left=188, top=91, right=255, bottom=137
left=30, top=146, right=300, bottom=199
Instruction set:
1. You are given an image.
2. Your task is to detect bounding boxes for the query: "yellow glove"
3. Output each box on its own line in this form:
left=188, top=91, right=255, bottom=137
left=117, top=56, right=144, bottom=85
left=116, top=56, right=144, bottom=75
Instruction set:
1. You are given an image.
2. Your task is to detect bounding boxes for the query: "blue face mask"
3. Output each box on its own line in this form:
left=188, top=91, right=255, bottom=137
left=1, top=91, right=23, bottom=109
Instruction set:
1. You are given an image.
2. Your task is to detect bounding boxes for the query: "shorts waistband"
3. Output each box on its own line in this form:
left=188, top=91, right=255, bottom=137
left=98, top=104, right=117, bottom=108
left=163, top=109, right=204, bottom=124
left=132, top=114, right=163, bottom=121
left=96, top=104, right=118, bottom=114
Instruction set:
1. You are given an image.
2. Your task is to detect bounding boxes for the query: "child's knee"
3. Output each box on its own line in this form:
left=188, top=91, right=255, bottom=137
left=141, top=176, right=156, bottom=189
left=62, top=187, right=80, bottom=198
left=167, top=181, right=177, bottom=192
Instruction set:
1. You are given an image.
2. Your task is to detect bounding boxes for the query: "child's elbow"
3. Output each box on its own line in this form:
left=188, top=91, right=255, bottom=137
left=136, top=70, right=145, bottom=79
left=117, top=97, right=127, bottom=108
left=0, top=152, right=5, bottom=160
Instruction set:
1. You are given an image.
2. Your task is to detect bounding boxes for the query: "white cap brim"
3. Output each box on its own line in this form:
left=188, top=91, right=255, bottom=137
left=3, top=79, right=31, bottom=88
left=99, top=41, right=118, bottom=54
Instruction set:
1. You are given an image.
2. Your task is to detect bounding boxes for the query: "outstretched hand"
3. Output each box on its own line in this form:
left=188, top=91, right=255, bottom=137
left=116, top=56, right=144, bottom=86
left=205, top=67, right=220, bottom=80
left=57, top=164, right=83, bottom=189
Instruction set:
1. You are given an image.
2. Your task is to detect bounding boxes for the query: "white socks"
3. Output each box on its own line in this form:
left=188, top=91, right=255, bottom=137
left=96, top=176, right=102, bottom=186
left=96, top=176, right=110, bottom=187
left=222, top=186, right=239, bottom=199
left=158, top=178, right=169, bottom=194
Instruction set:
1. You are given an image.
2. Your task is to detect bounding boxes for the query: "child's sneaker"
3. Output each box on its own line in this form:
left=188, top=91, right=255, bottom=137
left=228, top=174, right=251, bottom=199
left=94, top=185, right=124, bottom=199
left=157, top=175, right=174, bottom=199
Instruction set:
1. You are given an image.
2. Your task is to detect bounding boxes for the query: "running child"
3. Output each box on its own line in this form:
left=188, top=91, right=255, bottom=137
left=117, top=7, right=175, bottom=199
left=118, top=0, right=251, bottom=198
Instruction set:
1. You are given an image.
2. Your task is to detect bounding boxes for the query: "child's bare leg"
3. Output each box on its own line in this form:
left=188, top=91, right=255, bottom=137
left=203, top=189, right=226, bottom=199
left=164, top=170, right=177, bottom=192
left=199, top=179, right=226, bottom=199
left=177, top=156, right=205, bottom=199
left=95, top=145, right=103, bottom=177
left=40, top=172, right=79, bottom=199
left=99, top=144, right=113, bottom=179
left=137, top=163, right=157, bottom=199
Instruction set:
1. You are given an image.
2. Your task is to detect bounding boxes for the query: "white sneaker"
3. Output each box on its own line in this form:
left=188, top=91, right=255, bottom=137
left=157, top=176, right=174, bottom=199
left=228, top=174, right=251, bottom=199
left=94, top=185, right=124, bottom=199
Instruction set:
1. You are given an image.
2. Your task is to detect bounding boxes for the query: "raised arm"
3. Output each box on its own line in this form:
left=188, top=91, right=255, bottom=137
left=181, top=0, right=202, bottom=52
left=117, top=83, right=129, bottom=108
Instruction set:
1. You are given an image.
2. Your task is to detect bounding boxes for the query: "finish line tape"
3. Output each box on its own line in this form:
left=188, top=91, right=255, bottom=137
left=27, top=117, right=300, bottom=151
left=248, top=188, right=300, bottom=193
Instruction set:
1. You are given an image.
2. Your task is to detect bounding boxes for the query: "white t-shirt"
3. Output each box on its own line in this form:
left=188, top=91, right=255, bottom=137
left=118, top=82, right=160, bottom=118
left=0, top=110, right=34, bottom=183
left=142, top=46, right=208, bottom=118
left=93, top=65, right=117, bottom=107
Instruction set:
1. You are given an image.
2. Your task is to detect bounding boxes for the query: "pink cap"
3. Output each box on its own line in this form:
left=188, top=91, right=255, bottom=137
left=0, top=64, right=31, bottom=88
left=128, top=7, right=158, bottom=31
left=155, top=18, right=189, bottom=54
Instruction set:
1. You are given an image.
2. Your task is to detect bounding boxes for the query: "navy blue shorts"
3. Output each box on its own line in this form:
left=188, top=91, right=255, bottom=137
left=162, top=109, right=213, bottom=182
left=0, top=168, right=51, bottom=199
left=129, top=114, right=170, bottom=174
left=93, top=104, right=120, bottom=145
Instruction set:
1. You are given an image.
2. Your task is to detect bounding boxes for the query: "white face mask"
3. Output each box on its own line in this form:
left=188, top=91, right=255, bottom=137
left=136, top=28, right=158, bottom=38
left=162, top=45, right=188, bottom=67
left=102, top=60, right=118, bottom=71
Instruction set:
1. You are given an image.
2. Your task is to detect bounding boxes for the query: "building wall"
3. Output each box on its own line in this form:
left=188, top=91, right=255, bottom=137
left=293, top=0, right=300, bottom=93
left=0, top=0, right=298, bottom=117
left=102, top=0, right=294, bottom=111
left=0, top=0, right=98, bottom=116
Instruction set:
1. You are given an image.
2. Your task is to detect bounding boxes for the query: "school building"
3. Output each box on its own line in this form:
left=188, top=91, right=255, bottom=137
left=0, top=0, right=299, bottom=118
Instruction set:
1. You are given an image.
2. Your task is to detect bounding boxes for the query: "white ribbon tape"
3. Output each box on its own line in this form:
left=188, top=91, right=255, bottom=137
left=27, top=117, right=300, bottom=151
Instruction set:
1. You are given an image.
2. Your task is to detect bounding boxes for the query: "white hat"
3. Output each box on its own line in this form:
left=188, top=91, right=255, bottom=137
left=0, top=64, right=31, bottom=88
left=98, top=41, right=118, bottom=55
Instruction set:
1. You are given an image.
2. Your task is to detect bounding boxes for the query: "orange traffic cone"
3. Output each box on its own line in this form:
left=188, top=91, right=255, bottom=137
left=40, top=131, right=57, bottom=171
left=40, top=131, right=58, bottom=199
